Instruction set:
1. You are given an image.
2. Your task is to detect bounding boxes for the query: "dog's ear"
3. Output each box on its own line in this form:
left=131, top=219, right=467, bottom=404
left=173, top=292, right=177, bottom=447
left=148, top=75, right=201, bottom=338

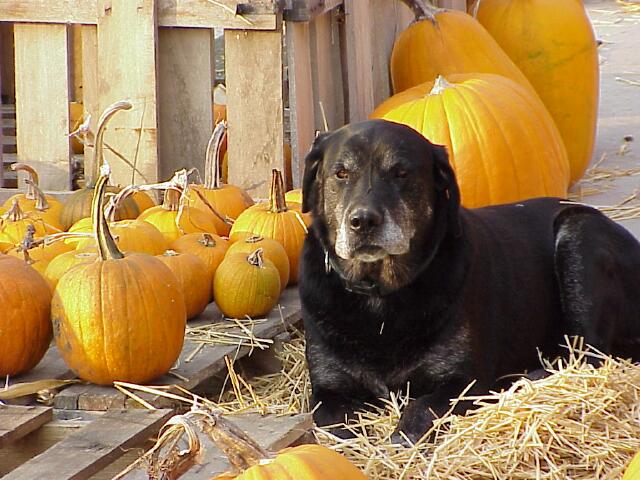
left=302, top=132, right=330, bottom=213
left=432, top=145, right=462, bottom=236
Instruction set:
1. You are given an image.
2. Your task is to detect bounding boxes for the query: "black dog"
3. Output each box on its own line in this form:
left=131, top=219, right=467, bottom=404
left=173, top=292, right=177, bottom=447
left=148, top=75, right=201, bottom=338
left=299, top=119, right=640, bottom=444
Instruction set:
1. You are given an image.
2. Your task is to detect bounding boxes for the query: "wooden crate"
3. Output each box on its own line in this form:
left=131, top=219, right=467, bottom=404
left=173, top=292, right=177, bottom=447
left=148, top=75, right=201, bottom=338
left=0, top=0, right=465, bottom=198
left=0, top=405, right=312, bottom=479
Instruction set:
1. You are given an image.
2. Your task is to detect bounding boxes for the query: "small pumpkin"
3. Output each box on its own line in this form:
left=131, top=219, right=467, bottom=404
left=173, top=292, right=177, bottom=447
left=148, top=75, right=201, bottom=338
left=213, top=249, right=280, bottom=319
left=157, top=250, right=212, bottom=319
left=0, top=254, right=52, bottom=376
left=131, top=191, right=157, bottom=213
left=226, top=236, right=290, bottom=291
left=170, top=233, right=229, bottom=289
left=470, top=0, right=599, bottom=182
left=44, top=250, right=98, bottom=290
left=207, top=413, right=368, bottom=480
left=72, top=217, right=168, bottom=255
left=186, top=122, right=253, bottom=236
left=140, top=187, right=219, bottom=243
left=0, top=200, right=60, bottom=245
left=52, top=102, right=187, bottom=385
left=390, top=0, right=535, bottom=95
left=230, top=170, right=307, bottom=284
left=59, top=101, right=140, bottom=230
left=3, top=164, right=64, bottom=218
left=372, top=74, right=570, bottom=208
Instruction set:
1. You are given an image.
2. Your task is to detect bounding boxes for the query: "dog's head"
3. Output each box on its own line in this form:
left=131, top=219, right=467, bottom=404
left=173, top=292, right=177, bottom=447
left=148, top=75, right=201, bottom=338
left=302, top=120, right=460, bottom=291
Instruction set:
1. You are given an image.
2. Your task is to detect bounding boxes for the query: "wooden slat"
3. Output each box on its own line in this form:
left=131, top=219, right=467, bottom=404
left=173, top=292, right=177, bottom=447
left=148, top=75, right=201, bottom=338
left=3, top=409, right=173, bottom=480
left=157, top=28, right=213, bottom=181
left=225, top=26, right=285, bottom=198
left=284, top=0, right=344, bottom=21
left=0, top=406, right=53, bottom=448
left=119, top=413, right=313, bottom=479
left=97, top=0, right=160, bottom=187
left=286, top=22, right=316, bottom=186
left=81, top=25, right=98, bottom=180
left=53, top=287, right=301, bottom=411
left=310, top=9, right=345, bottom=131
left=14, top=23, right=71, bottom=190
left=0, top=1, right=278, bottom=30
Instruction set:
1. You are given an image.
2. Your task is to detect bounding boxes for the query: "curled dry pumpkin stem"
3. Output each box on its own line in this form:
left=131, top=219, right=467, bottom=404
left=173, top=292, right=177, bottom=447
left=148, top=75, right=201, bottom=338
left=247, top=248, right=265, bottom=268
left=25, top=179, right=50, bottom=212
left=91, top=100, right=133, bottom=186
left=10, top=163, right=39, bottom=200
left=200, top=232, right=217, bottom=247
left=204, top=121, right=228, bottom=190
left=268, top=169, right=288, bottom=213
left=398, top=0, right=442, bottom=21
left=17, top=224, right=37, bottom=264
left=4, top=199, right=27, bottom=222
left=430, top=75, right=455, bottom=95
left=244, top=235, right=264, bottom=244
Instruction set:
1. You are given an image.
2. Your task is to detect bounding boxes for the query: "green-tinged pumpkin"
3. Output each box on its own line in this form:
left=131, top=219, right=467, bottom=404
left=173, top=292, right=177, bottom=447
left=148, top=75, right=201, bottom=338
left=372, top=74, right=569, bottom=208
left=52, top=102, right=187, bottom=385
left=0, top=254, right=52, bottom=376
left=229, top=170, right=307, bottom=284
left=59, top=101, right=140, bottom=230
left=213, top=249, right=280, bottom=319
left=140, top=188, right=218, bottom=244
left=470, top=0, right=599, bottom=182
left=226, top=236, right=290, bottom=291
left=157, top=250, right=212, bottom=319
left=186, top=122, right=253, bottom=237
left=390, top=0, right=536, bottom=95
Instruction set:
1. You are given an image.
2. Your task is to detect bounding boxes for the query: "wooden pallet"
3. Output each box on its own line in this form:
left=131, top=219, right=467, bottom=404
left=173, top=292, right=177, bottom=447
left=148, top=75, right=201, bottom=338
left=8, top=287, right=301, bottom=411
left=0, top=405, right=312, bottom=479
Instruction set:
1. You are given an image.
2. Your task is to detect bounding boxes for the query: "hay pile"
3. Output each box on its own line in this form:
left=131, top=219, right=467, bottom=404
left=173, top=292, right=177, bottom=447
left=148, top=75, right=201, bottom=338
left=211, top=331, right=640, bottom=479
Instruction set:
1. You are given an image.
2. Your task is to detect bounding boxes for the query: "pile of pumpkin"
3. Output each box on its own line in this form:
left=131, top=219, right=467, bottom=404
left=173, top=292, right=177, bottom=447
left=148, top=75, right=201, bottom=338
left=0, top=101, right=308, bottom=387
left=373, top=0, right=599, bottom=208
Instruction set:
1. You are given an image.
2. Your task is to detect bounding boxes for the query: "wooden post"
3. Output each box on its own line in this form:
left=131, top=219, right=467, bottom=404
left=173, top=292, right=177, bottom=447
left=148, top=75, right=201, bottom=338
left=225, top=26, right=285, bottom=199
left=81, top=25, right=99, bottom=181
left=438, top=0, right=467, bottom=10
left=96, top=0, right=160, bottom=187
left=157, top=28, right=213, bottom=182
left=14, top=24, right=71, bottom=190
left=286, top=22, right=315, bottom=187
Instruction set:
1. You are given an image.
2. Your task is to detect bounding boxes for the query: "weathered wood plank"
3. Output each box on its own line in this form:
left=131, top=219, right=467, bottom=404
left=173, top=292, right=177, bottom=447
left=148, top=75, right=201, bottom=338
left=97, top=0, right=160, bottom=187
left=3, top=409, right=173, bottom=480
left=120, top=413, right=313, bottom=479
left=310, top=9, right=345, bottom=130
left=14, top=23, right=71, bottom=190
left=157, top=28, right=213, bottom=181
left=81, top=25, right=99, bottom=180
left=53, top=288, right=301, bottom=411
left=437, top=0, right=467, bottom=10
left=0, top=1, right=278, bottom=30
left=286, top=22, right=316, bottom=187
left=284, top=0, right=344, bottom=21
left=225, top=26, right=285, bottom=198
left=0, top=405, right=53, bottom=448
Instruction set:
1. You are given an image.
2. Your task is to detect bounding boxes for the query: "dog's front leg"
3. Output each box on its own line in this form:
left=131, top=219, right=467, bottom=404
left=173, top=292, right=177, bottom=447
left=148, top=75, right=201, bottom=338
left=311, top=388, right=369, bottom=439
left=392, top=379, right=482, bottom=445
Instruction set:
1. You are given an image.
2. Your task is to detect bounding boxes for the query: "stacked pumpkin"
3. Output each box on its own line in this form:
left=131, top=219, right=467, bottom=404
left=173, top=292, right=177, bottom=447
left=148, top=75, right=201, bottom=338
left=372, top=0, right=599, bottom=207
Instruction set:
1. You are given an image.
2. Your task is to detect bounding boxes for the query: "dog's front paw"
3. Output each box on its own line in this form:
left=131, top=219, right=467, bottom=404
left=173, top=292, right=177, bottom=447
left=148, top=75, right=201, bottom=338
left=391, top=402, right=436, bottom=446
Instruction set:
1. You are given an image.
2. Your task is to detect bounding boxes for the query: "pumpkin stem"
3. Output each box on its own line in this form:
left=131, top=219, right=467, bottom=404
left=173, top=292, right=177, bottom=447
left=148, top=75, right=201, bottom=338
left=199, top=233, right=217, bottom=247
left=91, top=100, right=133, bottom=187
left=93, top=166, right=124, bottom=261
left=196, top=410, right=272, bottom=473
left=162, top=187, right=183, bottom=212
left=244, top=235, right=264, bottom=244
left=25, top=179, right=51, bottom=212
left=4, top=199, right=27, bottom=222
left=17, top=224, right=36, bottom=265
left=398, top=0, right=442, bottom=20
left=268, top=169, right=288, bottom=213
left=10, top=163, right=39, bottom=200
left=247, top=248, right=265, bottom=268
left=189, top=186, right=234, bottom=226
left=430, top=75, right=455, bottom=95
left=204, top=121, right=227, bottom=190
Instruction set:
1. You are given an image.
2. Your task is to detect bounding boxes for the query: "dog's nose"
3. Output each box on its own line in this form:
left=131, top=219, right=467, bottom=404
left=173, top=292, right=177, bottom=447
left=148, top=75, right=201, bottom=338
left=349, top=208, right=383, bottom=232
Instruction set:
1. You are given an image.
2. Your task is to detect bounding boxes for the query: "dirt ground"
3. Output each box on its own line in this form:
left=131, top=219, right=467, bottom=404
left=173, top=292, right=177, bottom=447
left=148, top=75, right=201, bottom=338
left=578, top=0, right=640, bottom=236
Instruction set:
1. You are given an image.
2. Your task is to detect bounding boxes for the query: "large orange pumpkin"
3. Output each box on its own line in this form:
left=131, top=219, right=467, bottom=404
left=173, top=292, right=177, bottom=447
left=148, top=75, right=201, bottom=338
left=213, top=249, right=281, bottom=319
left=470, top=0, right=599, bottom=182
left=390, top=0, right=535, bottom=95
left=230, top=170, right=307, bottom=283
left=186, top=122, right=253, bottom=236
left=157, top=250, right=212, bottom=319
left=372, top=73, right=570, bottom=208
left=0, top=254, right=52, bottom=375
left=52, top=111, right=187, bottom=385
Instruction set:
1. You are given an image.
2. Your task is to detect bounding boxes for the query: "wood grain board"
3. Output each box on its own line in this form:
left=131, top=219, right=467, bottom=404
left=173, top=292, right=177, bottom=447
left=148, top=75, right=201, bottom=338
left=0, top=405, right=53, bottom=448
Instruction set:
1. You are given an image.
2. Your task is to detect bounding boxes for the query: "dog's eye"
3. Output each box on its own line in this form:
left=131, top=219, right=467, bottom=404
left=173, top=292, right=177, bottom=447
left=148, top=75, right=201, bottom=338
left=395, top=169, right=408, bottom=179
left=335, top=168, right=349, bottom=180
